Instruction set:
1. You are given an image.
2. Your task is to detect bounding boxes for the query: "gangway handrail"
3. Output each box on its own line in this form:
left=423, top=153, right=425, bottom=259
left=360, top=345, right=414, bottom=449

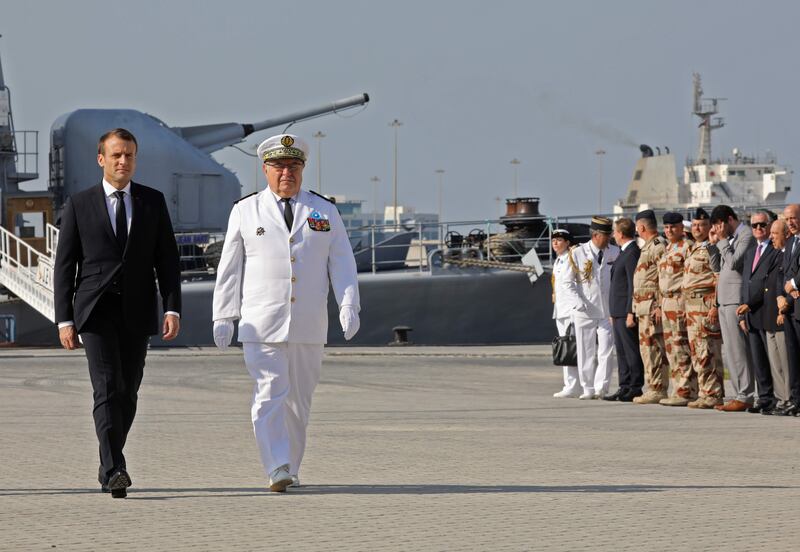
left=0, top=224, right=56, bottom=321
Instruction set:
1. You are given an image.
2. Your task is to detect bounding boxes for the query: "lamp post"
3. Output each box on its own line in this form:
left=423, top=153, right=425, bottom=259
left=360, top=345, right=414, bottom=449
left=595, top=149, right=606, bottom=213
left=389, top=119, right=403, bottom=228
left=312, top=131, right=326, bottom=193
left=435, top=169, right=445, bottom=240
left=510, top=158, right=521, bottom=198
left=370, top=176, right=380, bottom=226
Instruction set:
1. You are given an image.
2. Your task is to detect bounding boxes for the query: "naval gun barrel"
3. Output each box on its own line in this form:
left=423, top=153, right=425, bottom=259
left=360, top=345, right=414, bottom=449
left=173, top=93, right=369, bottom=154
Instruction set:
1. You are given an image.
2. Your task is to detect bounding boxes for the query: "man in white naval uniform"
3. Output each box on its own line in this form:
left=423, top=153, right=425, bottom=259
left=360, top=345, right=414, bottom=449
left=561, top=217, right=620, bottom=399
left=551, top=229, right=582, bottom=398
left=212, top=134, right=360, bottom=492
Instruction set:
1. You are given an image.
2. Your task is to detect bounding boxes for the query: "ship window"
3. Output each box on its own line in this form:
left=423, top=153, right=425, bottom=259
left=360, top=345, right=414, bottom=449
left=634, top=170, right=642, bottom=181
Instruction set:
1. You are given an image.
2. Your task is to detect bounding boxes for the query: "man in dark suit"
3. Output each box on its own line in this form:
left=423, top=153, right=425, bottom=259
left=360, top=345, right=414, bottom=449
left=604, top=217, right=644, bottom=402
left=54, top=128, right=181, bottom=498
left=773, top=204, right=800, bottom=416
left=736, top=211, right=779, bottom=413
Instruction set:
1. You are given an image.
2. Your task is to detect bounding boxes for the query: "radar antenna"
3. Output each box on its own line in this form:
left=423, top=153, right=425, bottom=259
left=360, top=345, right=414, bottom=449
left=692, top=73, right=725, bottom=163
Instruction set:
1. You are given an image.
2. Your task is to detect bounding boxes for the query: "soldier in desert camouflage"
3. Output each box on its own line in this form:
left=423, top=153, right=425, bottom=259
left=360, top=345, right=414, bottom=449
left=656, top=212, right=696, bottom=406
left=632, top=210, right=670, bottom=404
left=682, top=208, right=724, bottom=409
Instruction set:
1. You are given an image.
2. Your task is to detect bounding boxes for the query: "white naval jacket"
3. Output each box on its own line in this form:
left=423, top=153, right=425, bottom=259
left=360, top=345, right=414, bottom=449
left=561, top=240, right=620, bottom=320
left=212, top=188, right=359, bottom=344
left=552, top=252, right=582, bottom=319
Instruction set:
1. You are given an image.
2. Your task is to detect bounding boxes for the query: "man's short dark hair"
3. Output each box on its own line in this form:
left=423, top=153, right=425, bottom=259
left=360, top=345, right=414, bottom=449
left=710, top=205, right=737, bottom=224
left=98, top=128, right=138, bottom=155
left=615, top=217, right=635, bottom=239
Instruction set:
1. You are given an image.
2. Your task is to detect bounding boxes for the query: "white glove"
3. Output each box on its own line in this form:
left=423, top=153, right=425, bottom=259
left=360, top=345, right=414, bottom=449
left=339, top=305, right=360, bottom=341
left=213, top=319, right=235, bottom=350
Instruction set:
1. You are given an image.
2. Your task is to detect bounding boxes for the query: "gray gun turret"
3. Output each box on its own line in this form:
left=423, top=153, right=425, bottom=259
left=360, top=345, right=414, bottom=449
left=49, top=93, right=370, bottom=232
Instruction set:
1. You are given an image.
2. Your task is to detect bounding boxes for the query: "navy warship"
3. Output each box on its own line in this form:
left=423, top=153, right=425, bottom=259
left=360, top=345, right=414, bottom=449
left=1, top=44, right=790, bottom=346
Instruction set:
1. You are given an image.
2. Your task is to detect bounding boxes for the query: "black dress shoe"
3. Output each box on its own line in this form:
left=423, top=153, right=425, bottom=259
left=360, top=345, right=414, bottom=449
left=619, top=389, right=642, bottom=402
left=107, top=469, right=132, bottom=499
left=747, top=398, right=777, bottom=414
left=770, top=401, right=799, bottom=416
left=603, top=389, right=626, bottom=401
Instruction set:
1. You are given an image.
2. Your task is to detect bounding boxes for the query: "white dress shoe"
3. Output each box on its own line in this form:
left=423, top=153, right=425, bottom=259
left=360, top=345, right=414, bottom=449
left=578, top=392, right=595, bottom=400
left=553, top=390, right=580, bottom=398
left=268, top=464, right=292, bottom=492
left=289, top=475, right=300, bottom=488
left=593, top=391, right=606, bottom=400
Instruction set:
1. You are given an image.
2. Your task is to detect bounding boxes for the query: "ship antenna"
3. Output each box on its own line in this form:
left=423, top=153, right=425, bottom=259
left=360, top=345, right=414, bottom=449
left=692, top=72, right=726, bottom=164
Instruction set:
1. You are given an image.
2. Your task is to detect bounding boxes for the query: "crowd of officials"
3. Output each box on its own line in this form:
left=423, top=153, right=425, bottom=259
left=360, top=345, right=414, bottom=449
left=550, top=204, right=800, bottom=416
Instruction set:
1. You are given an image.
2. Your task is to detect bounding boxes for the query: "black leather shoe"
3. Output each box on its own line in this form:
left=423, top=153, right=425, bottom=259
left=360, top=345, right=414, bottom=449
left=619, top=389, right=642, bottom=402
left=747, top=398, right=777, bottom=414
left=603, top=389, right=626, bottom=401
left=770, top=400, right=799, bottom=416
left=107, top=469, right=132, bottom=499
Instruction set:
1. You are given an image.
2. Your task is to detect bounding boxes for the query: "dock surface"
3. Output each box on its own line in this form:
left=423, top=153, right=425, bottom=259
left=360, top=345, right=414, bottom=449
left=1, top=346, right=797, bottom=551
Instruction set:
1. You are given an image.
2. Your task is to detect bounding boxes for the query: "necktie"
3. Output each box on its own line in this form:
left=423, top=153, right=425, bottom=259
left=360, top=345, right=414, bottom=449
left=114, top=191, right=127, bottom=251
left=752, top=243, right=762, bottom=272
left=281, top=198, right=294, bottom=231
left=597, top=249, right=604, bottom=266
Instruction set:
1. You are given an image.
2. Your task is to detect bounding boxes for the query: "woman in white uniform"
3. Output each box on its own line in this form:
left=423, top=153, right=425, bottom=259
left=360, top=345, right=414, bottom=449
left=551, top=229, right=581, bottom=398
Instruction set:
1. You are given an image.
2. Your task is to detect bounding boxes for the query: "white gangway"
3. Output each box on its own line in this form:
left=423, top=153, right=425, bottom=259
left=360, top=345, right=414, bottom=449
left=0, top=223, right=58, bottom=322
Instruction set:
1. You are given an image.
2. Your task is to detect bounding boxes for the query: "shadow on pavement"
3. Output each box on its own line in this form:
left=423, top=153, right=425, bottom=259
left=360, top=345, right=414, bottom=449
left=1, top=483, right=794, bottom=499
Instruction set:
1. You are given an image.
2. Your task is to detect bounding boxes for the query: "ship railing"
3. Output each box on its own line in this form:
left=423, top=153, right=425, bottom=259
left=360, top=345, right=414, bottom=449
left=347, top=218, right=576, bottom=274
left=0, top=224, right=55, bottom=322
left=7, top=130, right=39, bottom=175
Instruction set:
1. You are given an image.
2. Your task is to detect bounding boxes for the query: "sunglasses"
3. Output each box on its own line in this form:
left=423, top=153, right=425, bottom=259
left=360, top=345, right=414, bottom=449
left=751, top=222, right=769, bottom=229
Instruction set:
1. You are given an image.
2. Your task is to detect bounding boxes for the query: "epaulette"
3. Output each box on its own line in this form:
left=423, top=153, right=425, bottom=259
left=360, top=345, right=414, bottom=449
left=233, top=192, right=257, bottom=205
left=308, top=190, right=335, bottom=204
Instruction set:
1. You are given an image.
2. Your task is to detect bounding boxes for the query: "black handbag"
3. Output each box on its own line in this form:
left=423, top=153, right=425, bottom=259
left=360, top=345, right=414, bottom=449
left=552, top=323, right=578, bottom=366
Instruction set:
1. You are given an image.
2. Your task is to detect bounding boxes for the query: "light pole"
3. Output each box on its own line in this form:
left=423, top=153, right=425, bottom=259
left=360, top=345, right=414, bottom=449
left=435, top=169, right=445, bottom=239
left=312, top=131, right=326, bottom=193
left=510, top=158, right=521, bottom=198
left=595, top=149, right=606, bottom=213
left=389, top=119, right=403, bottom=228
left=370, top=176, right=380, bottom=226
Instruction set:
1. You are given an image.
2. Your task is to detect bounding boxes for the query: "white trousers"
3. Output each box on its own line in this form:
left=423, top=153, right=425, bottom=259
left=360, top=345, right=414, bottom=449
left=572, top=315, right=615, bottom=395
left=243, top=342, right=323, bottom=479
left=555, top=317, right=580, bottom=393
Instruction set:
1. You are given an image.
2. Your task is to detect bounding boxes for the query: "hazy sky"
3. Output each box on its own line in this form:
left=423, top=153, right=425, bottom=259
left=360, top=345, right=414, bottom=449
left=3, top=0, right=799, bottom=221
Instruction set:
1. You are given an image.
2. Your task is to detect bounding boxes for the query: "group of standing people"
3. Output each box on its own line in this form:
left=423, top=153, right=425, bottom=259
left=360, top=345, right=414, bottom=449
left=54, top=129, right=360, bottom=497
left=551, top=204, right=800, bottom=416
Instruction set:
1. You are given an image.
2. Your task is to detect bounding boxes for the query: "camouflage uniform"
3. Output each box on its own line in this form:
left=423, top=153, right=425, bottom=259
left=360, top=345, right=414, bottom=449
left=683, top=241, right=724, bottom=405
left=658, top=237, right=696, bottom=401
left=632, top=236, right=669, bottom=400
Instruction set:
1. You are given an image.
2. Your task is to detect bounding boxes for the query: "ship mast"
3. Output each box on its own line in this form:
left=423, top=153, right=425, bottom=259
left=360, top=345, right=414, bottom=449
left=692, top=73, right=725, bottom=163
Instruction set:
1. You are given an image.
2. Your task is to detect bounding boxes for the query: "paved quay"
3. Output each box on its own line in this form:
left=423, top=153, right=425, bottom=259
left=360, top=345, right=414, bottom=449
left=1, top=345, right=798, bottom=551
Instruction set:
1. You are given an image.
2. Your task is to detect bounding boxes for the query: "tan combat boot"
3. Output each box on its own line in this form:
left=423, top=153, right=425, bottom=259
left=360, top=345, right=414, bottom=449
left=687, top=396, right=723, bottom=409
left=659, top=396, right=690, bottom=407
left=633, top=390, right=667, bottom=404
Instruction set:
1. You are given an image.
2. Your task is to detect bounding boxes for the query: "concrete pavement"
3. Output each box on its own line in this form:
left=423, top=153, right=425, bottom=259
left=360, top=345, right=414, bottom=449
left=1, top=346, right=798, bottom=551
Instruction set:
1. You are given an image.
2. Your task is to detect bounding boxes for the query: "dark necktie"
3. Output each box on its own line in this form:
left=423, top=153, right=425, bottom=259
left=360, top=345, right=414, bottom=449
left=597, top=249, right=604, bottom=266
left=114, top=190, right=127, bottom=251
left=281, top=198, right=294, bottom=231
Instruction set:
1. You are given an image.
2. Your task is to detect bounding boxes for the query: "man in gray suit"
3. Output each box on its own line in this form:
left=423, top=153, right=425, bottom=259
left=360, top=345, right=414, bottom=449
left=711, top=205, right=756, bottom=411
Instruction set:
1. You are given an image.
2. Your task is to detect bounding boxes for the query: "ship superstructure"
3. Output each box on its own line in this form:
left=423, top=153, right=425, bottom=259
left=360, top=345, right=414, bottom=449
left=615, top=73, right=792, bottom=214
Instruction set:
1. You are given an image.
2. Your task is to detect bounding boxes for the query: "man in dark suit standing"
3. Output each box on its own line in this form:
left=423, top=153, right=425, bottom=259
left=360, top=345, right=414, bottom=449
left=604, top=217, right=644, bottom=402
left=736, top=211, right=779, bottom=413
left=54, top=128, right=181, bottom=498
left=773, top=204, right=800, bottom=416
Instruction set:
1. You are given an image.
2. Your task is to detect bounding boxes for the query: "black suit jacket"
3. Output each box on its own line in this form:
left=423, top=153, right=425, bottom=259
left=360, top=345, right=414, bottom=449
left=54, top=182, right=181, bottom=335
left=609, top=241, right=640, bottom=318
left=741, top=241, right=777, bottom=331
left=785, top=235, right=800, bottom=320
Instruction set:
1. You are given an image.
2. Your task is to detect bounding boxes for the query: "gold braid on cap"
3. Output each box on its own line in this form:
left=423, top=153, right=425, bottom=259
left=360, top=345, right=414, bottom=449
left=262, top=147, right=306, bottom=163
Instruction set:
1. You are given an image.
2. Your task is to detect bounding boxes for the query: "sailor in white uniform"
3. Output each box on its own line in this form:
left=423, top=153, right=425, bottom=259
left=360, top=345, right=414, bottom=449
left=561, top=217, right=620, bottom=399
left=551, top=229, right=582, bottom=397
left=212, top=134, right=360, bottom=492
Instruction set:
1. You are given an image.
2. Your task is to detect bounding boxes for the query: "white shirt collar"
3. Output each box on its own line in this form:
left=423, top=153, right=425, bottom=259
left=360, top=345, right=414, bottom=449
left=270, top=189, right=298, bottom=204
left=620, top=239, right=633, bottom=251
left=102, top=179, right=131, bottom=196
